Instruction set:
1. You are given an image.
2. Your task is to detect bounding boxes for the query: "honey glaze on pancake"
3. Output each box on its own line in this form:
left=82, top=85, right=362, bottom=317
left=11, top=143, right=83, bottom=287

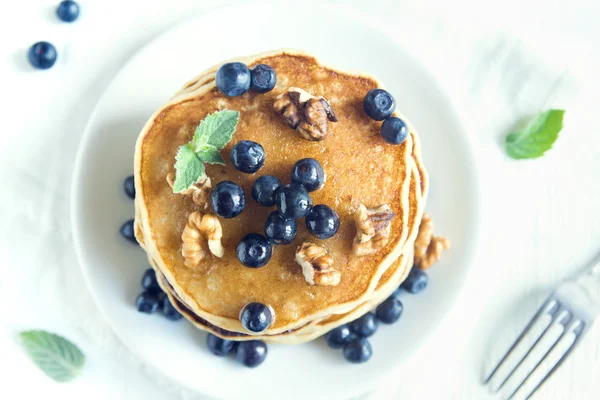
left=136, top=51, right=419, bottom=333
left=150, top=151, right=425, bottom=343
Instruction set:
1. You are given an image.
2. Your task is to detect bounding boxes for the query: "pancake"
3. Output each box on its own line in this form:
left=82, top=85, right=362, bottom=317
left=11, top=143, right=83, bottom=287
left=134, top=49, right=427, bottom=336
left=143, top=148, right=427, bottom=343
left=153, top=248, right=411, bottom=344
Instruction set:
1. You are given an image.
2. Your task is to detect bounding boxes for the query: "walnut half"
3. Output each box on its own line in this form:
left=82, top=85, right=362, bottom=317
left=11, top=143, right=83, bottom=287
left=353, top=204, right=395, bottom=256
left=295, top=242, right=341, bottom=286
left=414, top=213, right=450, bottom=270
left=167, top=172, right=212, bottom=210
left=273, top=87, right=337, bottom=141
left=181, top=211, right=223, bottom=269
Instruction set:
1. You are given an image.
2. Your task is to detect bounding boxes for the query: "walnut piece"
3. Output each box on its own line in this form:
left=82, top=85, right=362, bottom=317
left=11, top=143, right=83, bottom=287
left=273, top=87, right=337, bottom=141
left=295, top=242, right=341, bottom=286
left=167, top=172, right=212, bottom=210
left=181, top=211, right=223, bottom=268
left=353, top=204, right=395, bottom=256
left=414, top=213, right=451, bottom=270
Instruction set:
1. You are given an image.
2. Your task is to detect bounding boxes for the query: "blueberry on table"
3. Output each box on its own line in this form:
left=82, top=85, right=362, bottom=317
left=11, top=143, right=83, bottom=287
left=123, top=175, right=135, bottom=199
left=211, top=181, right=246, bottom=218
left=162, top=297, right=183, bottom=321
left=119, top=219, right=138, bottom=244
left=305, top=205, right=340, bottom=239
left=235, top=340, right=268, bottom=368
left=206, top=333, right=237, bottom=356
left=291, top=158, right=325, bottom=192
left=216, top=62, right=251, bottom=97
left=326, top=324, right=353, bottom=349
left=401, top=268, right=428, bottom=294
left=236, top=233, right=272, bottom=268
left=136, top=291, right=160, bottom=314
left=250, top=64, right=277, bottom=93
left=276, top=183, right=312, bottom=219
left=264, top=211, right=297, bottom=245
left=375, top=296, right=404, bottom=324
left=141, top=268, right=160, bottom=291
left=56, top=0, right=80, bottom=22
left=349, top=312, right=378, bottom=338
left=230, top=140, right=265, bottom=173
left=381, top=116, right=409, bottom=145
left=240, top=302, right=273, bottom=333
left=27, top=42, right=57, bottom=70
left=363, top=88, right=396, bottom=121
left=252, top=175, right=282, bottom=207
left=343, top=337, right=373, bottom=364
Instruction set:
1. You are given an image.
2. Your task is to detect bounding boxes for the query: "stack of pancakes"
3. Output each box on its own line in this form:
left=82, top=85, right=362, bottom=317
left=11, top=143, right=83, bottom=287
left=134, top=50, right=428, bottom=344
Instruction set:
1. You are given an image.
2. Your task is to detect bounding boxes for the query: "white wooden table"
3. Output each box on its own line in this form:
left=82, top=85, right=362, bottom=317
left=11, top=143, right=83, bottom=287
left=1, top=1, right=599, bottom=399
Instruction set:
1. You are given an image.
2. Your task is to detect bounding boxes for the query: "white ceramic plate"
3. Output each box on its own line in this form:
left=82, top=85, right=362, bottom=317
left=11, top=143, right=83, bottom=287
left=71, top=3, right=479, bottom=400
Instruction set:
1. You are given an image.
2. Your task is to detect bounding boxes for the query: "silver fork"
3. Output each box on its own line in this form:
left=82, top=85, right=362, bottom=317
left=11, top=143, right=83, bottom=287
left=485, top=257, right=600, bottom=400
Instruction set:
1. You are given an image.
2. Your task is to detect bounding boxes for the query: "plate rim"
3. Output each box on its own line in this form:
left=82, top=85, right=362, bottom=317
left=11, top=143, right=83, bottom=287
left=70, top=3, right=482, bottom=399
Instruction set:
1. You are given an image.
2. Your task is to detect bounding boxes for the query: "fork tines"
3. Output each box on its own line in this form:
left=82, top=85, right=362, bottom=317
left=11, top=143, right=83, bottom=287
left=484, top=295, right=587, bottom=400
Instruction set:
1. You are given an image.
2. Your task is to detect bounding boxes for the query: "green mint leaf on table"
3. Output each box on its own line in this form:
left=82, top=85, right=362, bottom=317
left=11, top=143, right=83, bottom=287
left=505, top=109, right=565, bottom=159
left=173, top=144, right=205, bottom=193
left=19, top=330, right=85, bottom=383
left=198, top=145, right=226, bottom=165
left=173, top=109, right=239, bottom=192
left=192, top=110, right=240, bottom=150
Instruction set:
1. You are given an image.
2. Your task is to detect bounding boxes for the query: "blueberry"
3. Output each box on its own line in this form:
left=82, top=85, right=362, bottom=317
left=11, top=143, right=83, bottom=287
left=56, top=0, right=80, bottom=22
left=240, top=302, right=273, bottom=333
left=206, top=333, right=237, bottom=356
left=252, top=175, right=282, bottom=206
left=211, top=181, right=246, bottom=218
left=230, top=140, right=265, bottom=173
left=326, top=324, right=353, bottom=349
left=141, top=268, right=160, bottom=291
left=291, top=158, right=325, bottom=192
left=216, top=62, right=251, bottom=97
left=120, top=219, right=138, bottom=244
left=123, top=175, right=135, bottom=199
left=27, top=42, right=57, bottom=70
left=305, top=205, right=340, bottom=239
left=250, top=64, right=277, bottom=93
left=156, top=291, right=166, bottom=310
left=343, top=337, right=373, bottom=363
left=349, top=312, right=378, bottom=338
left=235, top=340, right=268, bottom=368
left=363, top=88, right=396, bottom=121
left=264, top=211, right=297, bottom=245
left=401, top=268, right=428, bottom=294
left=375, top=296, right=404, bottom=324
left=381, top=117, right=409, bottom=145
left=275, top=183, right=312, bottom=219
left=236, top=233, right=272, bottom=268
left=136, top=291, right=160, bottom=314
left=162, top=297, right=183, bottom=321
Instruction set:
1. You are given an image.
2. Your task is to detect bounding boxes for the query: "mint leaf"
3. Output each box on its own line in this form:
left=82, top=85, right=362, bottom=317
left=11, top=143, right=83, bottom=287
left=173, top=144, right=205, bottom=192
left=173, top=109, right=239, bottom=193
left=198, top=145, right=226, bottom=165
left=20, top=330, right=85, bottom=383
left=192, top=110, right=240, bottom=151
left=505, top=109, right=565, bottom=159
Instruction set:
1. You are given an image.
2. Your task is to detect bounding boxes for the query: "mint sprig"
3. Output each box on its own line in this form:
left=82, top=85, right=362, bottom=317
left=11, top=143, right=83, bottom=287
left=505, top=109, right=565, bottom=159
left=173, top=110, right=239, bottom=192
left=19, top=330, right=85, bottom=383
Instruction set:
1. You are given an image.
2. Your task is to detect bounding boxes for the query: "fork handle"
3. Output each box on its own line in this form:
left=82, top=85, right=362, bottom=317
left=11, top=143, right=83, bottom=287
left=588, top=260, right=600, bottom=278
left=578, top=259, right=600, bottom=280
left=568, top=259, right=600, bottom=316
